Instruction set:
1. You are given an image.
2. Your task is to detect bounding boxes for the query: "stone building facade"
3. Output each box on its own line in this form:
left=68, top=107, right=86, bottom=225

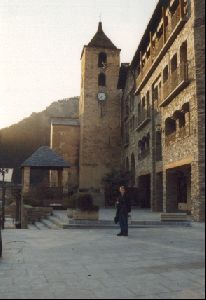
left=51, top=0, right=205, bottom=220
left=119, top=0, right=205, bottom=221
left=50, top=118, right=80, bottom=189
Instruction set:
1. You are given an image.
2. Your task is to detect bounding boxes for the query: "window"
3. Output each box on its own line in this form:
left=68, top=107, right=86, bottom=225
left=142, top=97, right=146, bottom=119
left=153, top=86, right=158, bottom=101
left=180, top=41, right=188, bottom=64
left=171, top=54, right=178, bottom=73
left=163, top=65, right=169, bottom=83
left=98, top=52, right=107, bottom=68
left=165, top=117, right=176, bottom=136
left=146, top=91, right=150, bottom=117
left=98, top=73, right=106, bottom=86
left=178, top=112, right=186, bottom=128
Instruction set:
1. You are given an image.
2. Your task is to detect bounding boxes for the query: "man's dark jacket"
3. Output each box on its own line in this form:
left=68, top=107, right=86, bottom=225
left=116, top=193, right=131, bottom=221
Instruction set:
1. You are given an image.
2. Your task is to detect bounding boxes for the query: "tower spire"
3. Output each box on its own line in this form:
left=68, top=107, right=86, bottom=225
left=98, top=21, right=103, bottom=33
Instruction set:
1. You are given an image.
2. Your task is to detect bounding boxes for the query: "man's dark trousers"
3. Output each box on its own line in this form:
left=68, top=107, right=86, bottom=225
left=119, top=213, right=128, bottom=235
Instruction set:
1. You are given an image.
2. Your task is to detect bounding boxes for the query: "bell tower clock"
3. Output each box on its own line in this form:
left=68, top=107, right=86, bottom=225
left=79, top=22, right=121, bottom=197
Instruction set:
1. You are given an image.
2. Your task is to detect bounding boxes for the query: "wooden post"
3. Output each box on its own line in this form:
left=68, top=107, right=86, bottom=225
left=21, top=167, right=30, bottom=229
left=140, top=51, right=142, bottom=72
left=162, top=7, right=167, bottom=43
left=150, top=32, right=153, bottom=60
left=180, top=0, right=185, bottom=19
left=63, top=168, right=69, bottom=194
left=58, top=170, right=63, bottom=188
left=22, top=167, right=30, bottom=194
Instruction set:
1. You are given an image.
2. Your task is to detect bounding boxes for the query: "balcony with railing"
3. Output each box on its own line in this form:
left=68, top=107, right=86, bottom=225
left=171, top=6, right=181, bottom=33
left=138, top=148, right=150, bottom=161
left=137, top=108, right=151, bottom=131
left=136, top=0, right=187, bottom=91
left=123, top=132, right=129, bottom=147
left=153, top=35, right=164, bottom=59
left=161, top=62, right=189, bottom=107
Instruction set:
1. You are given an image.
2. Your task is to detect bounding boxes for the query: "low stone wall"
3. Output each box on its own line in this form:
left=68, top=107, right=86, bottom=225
left=25, top=207, right=53, bottom=224
left=71, top=209, right=99, bottom=221
left=5, top=203, right=16, bottom=219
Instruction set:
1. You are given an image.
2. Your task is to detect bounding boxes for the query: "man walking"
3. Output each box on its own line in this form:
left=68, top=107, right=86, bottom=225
left=116, top=186, right=131, bottom=237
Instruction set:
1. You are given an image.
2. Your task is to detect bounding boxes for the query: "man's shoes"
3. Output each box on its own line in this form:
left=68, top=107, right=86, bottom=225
left=123, top=233, right=128, bottom=237
left=117, top=232, right=123, bottom=236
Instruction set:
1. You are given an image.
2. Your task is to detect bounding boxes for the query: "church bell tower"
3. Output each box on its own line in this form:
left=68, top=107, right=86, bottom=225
left=79, top=22, right=121, bottom=195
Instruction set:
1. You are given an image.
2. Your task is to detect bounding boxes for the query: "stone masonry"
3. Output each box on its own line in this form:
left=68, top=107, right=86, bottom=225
left=119, top=0, right=205, bottom=221
left=79, top=44, right=121, bottom=191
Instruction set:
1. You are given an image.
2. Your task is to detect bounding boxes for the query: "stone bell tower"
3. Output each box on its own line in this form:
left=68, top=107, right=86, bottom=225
left=79, top=22, right=121, bottom=195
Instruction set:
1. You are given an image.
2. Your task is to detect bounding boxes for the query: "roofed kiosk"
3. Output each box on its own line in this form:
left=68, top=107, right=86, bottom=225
left=21, top=146, right=71, bottom=169
left=21, top=146, right=71, bottom=197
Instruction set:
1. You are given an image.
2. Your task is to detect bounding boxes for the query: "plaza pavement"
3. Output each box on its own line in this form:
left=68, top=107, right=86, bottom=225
left=0, top=223, right=205, bottom=299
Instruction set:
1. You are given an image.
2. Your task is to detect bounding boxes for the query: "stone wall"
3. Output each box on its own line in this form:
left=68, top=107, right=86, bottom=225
left=193, top=0, right=205, bottom=221
left=121, top=0, right=205, bottom=220
left=51, top=120, right=80, bottom=189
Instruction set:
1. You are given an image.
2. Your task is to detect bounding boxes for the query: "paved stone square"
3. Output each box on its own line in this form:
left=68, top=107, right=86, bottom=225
left=0, top=224, right=205, bottom=299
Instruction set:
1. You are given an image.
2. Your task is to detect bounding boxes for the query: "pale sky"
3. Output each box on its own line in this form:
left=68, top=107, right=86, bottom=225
left=0, top=0, right=158, bottom=129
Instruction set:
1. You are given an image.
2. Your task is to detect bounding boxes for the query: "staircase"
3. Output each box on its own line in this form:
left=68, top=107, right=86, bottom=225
left=27, top=209, right=192, bottom=230
left=27, top=212, right=65, bottom=230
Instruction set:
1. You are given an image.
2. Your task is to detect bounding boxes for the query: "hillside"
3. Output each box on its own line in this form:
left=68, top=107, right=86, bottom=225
left=0, top=97, right=79, bottom=183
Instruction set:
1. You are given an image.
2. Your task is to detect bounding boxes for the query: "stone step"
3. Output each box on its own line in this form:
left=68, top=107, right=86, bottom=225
left=63, top=220, right=191, bottom=229
left=41, top=218, right=61, bottom=230
left=27, top=224, right=39, bottom=230
left=161, top=213, right=189, bottom=222
left=34, top=221, right=50, bottom=230
left=48, top=215, right=65, bottom=228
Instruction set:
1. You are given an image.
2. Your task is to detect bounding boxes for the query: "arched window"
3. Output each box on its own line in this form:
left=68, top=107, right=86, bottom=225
left=138, top=140, right=142, bottom=156
left=98, top=73, right=106, bottom=86
left=98, top=52, right=107, bottom=68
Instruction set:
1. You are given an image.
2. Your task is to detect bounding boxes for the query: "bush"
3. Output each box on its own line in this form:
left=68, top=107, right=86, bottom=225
left=73, top=193, right=99, bottom=211
left=23, top=189, right=44, bottom=207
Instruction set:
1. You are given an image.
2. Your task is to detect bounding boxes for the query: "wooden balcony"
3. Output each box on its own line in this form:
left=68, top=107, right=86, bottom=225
left=136, top=1, right=187, bottom=93
left=138, top=149, right=150, bottom=161
left=161, top=62, right=189, bottom=107
left=136, top=109, right=151, bottom=131
left=171, top=8, right=181, bottom=33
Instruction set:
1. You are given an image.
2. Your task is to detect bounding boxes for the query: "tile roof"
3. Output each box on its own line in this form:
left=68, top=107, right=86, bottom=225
left=21, top=146, right=71, bottom=169
left=87, top=22, right=118, bottom=50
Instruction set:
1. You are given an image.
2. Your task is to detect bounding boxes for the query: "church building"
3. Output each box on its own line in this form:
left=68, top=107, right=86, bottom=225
left=50, top=22, right=122, bottom=206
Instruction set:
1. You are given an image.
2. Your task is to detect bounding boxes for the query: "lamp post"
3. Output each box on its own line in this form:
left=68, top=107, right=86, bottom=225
left=0, top=168, right=8, bottom=229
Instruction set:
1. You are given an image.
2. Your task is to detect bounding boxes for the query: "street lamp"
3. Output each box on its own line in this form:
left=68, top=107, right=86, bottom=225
left=0, top=168, right=9, bottom=229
